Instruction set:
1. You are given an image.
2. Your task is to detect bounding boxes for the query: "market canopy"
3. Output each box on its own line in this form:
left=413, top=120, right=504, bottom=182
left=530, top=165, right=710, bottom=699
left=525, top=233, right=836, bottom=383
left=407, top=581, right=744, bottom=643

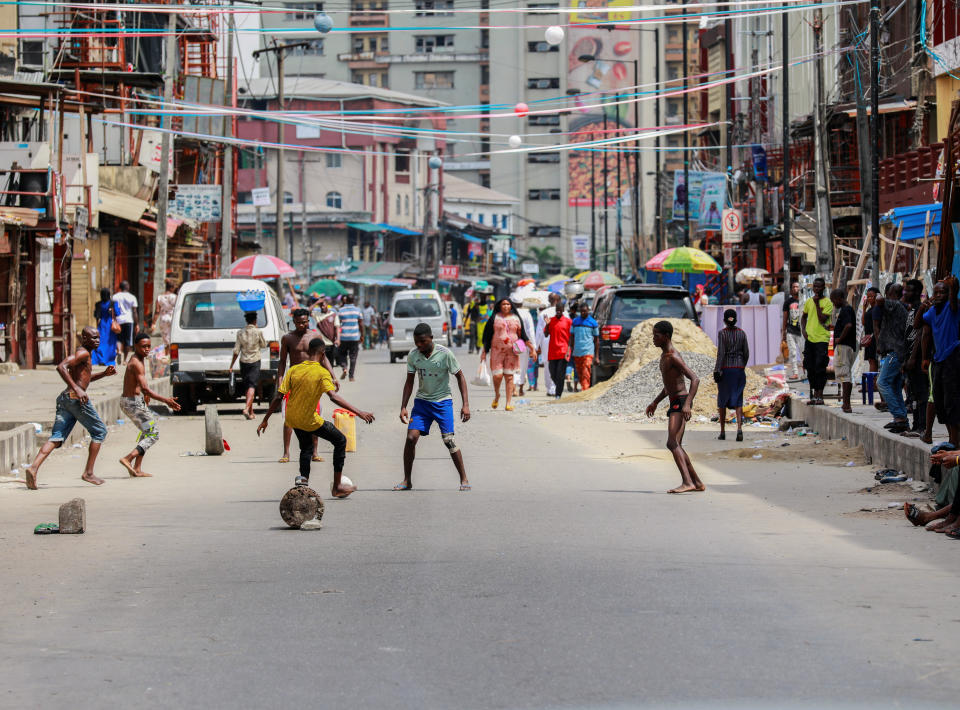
left=879, top=204, right=941, bottom=241
left=645, top=247, right=720, bottom=274
left=305, top=278, right=348, bottom=297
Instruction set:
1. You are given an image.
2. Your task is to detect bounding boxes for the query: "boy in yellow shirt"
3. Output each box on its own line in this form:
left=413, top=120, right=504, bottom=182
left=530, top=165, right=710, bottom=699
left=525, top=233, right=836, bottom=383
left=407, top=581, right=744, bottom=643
left=258, top=338, right=374, bottom=497
left=800, top=277, right=834, bottom=405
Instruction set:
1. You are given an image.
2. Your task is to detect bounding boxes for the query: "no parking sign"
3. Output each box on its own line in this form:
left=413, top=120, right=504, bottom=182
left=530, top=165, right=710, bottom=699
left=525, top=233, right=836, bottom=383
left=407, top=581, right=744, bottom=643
left=721, top=208, right=743, bottom=244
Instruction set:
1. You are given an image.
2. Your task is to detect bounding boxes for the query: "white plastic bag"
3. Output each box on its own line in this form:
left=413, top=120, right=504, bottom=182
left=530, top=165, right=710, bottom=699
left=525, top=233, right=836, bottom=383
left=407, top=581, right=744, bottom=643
left=471, top=361, right=492, bottom=387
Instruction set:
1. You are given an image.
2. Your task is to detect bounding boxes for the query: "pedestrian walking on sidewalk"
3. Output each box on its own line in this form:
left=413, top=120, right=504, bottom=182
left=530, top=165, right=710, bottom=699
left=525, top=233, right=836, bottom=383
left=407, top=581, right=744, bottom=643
left=535, top=293, right=561, bottom=396
left=645, top=320, right=704, bottom=494
left=92, top=288, right=119, bottom=366
left=154, top=279, right=177, bottom=356
left=362, top=301, right=377, bottom=349
left=874, top=282, right=910, bottom=433
left=112, top=280, right=139, bottom=364
left=861, top=287, right=880, bottom=372
left=481, top=298, right=535, bottom=411
left=313, top=297, right=341, bottom=366
left=466, top=296, right=481, bottom=353
left=571, top=301, right=599, bottom=391
left=24, top=326, right=117, bottom=489
left=337, top=295, right=364, bottom=382
left=277, top=309, right=338, bottom=464
left=830, top=289, right=857, bottom=414
left=229, top=310, right=267, bottom=420
left=258, top=338, right=374, bottom=497
left=511, top=294, right=536, bottom=396
left=396, top=323, right=471, bottom=491
left=800, top=277, right=833, bottom=405
left=920, top=276, right=960, bottom=447
left=118, top=333, right=181, bottom=478
left=781, top=282, right=803, bottom=380
left=543, top=301, right=573, bottom=401
left=714, top=309, right=749, bottom=441
left=902, top=279, right=928, bottom=434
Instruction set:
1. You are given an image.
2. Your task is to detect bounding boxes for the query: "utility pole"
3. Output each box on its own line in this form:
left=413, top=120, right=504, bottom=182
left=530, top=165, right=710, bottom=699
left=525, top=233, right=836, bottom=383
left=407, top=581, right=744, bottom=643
left=782, top=5, right=792, bottom=283
left=812, top=8, right=833, bottom=275
left=590, top=130, right=597, bottom=270
left=153, top=10, right=177, bottom=302
left=220, top=11, right=235, bottom=276
left=300, top=153, right=309, bottom=280
left=682, top=0, right=690, bottom=246
left=870, top=4, right=881, bottom=271
left=616, top=92, right=623, bottom=278
left=602, top=107, right=609, bottom=270
left=255, top=147, right=263, bottom=247
left=653, top=27, right=662, bottom=261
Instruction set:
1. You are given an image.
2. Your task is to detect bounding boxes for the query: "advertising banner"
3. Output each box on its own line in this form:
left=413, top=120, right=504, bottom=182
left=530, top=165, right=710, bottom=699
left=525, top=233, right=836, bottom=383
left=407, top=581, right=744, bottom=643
left=698, top=173, right=726, bottom=230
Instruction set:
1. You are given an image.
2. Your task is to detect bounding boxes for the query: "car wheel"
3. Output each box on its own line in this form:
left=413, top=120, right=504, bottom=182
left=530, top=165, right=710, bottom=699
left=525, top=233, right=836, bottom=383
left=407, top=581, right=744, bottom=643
left=173, top=385, right=197, bottom=415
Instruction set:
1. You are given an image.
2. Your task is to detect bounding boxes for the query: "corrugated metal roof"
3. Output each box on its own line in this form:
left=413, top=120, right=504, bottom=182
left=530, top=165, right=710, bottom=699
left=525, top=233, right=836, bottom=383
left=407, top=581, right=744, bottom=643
left=880, top=203, right=941, bottom=241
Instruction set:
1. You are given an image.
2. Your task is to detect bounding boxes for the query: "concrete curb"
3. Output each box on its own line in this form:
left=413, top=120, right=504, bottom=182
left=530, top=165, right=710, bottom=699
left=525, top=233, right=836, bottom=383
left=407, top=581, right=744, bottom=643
left=789, top=396, right=931, bottom=481
left=0, top=424, right=37, bottom=476
left=0, top=378, right=172, bottom=476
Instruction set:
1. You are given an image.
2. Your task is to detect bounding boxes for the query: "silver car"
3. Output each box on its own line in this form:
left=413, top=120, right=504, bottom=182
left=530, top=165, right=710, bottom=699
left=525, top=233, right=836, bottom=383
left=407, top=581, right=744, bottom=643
left=387, top=289, right=451, bottom=363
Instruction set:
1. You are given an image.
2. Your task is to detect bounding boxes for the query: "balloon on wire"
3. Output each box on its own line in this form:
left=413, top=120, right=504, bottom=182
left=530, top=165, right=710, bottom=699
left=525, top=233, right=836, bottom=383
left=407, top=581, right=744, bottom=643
left=508, top=135, right=522, bottom=148
left=313, top=12, right=333, bottom=34
left=544, top=26, right=564, bottom=45
left=514, top=103, right=529, bottom=117
left=428, top=156, right=443, bottom=169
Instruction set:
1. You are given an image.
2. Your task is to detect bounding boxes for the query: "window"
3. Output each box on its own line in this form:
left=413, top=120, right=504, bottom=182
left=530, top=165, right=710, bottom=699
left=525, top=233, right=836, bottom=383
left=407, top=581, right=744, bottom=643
left=283, top=191, right=294, bottom=203
left=285, top=2, right=324, bottom=20
left=480, top=64, right=489, bottom=85
left=404, top=194, right=410, bottom=215
left=394, top=151, right=410, bottom=173
left=326, top=191, right=342, bottom=208
left=667, top=26, right=682, bottom=44
left=394, top=298, right=442, bottom=318
left=478, top=214, right=485, bottom=224
left=466, top=213, right=473, bottom=221
left=527, top=152, right=561, bottom=164
left=611, top=293, right=694, bottom=320
left=528, top=115, right=560, bottom=126
left=415, top=71, right=455, bottom=89
left=527, top=77, right=560, bottom=90
left=179, top=292, right=266, bottom=330
left=415, top=34, right=455, bottom=53
left=396, top=194, right=402, bottom=213
left=527, top=41, right=559, bottom=53
left=480, top=173, right=491, bottom=188
left=481, top=29, right=489, bottom=49
left=352, top=34, right=387, bottom=53
left=326, top=153, right=342, bottom=168
left=666, top=62, right=681, bottom=81
left=528, top=225, right=561, bottom=237
left=352, top=70, right=388, bottom=87
left=501, top=214, right=509, bottom=229
left=526, top=2, right=559, bottom=10
left=19, top=40, right=44, bottom=67
left=415, top=0, right=454, bottom=16
left=238, top=191, right=252, bottom=204
left=528, top=188, right=560, bottom=200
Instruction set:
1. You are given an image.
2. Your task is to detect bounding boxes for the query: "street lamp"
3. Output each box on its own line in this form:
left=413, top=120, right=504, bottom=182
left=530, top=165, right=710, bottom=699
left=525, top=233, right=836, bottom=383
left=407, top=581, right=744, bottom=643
left=252, top=12, right=333, bottom=267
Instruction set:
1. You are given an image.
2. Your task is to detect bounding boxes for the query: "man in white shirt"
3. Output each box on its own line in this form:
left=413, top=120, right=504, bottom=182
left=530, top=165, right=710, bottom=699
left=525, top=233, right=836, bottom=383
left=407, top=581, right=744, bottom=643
left=535, top=293, right=561, bottom=396
left=112, top=280, right=139, bottom=363
left=362, top=301, right=377, bottom=349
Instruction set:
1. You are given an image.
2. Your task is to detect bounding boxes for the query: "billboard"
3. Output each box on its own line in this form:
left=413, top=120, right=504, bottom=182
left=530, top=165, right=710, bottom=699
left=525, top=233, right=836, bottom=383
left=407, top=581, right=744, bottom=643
left=566, top=0, right=638, bottom=208
left=698, top=173, right=726, bottom=230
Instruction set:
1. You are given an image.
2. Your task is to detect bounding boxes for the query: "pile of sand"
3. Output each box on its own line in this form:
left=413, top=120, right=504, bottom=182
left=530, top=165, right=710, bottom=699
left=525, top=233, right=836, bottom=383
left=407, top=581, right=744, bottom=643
left=563, top=318, right=765, bottom=407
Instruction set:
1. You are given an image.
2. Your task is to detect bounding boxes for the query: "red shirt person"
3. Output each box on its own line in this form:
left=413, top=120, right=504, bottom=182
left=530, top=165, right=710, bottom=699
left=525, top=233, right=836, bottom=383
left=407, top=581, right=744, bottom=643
left=544, top=304, right=573, bottom=400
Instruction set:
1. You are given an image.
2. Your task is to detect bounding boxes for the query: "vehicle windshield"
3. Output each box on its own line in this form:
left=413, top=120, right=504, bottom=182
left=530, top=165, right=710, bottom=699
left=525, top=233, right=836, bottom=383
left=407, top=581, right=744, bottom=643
left=179, top=292, right=267, bottom=329
left=394, top=298, right=442, bottom=318
left=611, top=293, right=693, bottom=321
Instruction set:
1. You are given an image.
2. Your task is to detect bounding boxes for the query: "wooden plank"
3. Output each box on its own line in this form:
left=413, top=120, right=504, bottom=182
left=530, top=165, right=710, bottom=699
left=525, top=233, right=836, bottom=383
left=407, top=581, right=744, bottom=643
left=910, top=215, right=933, bottom=278
left=846, top=226, right=872, bottom=302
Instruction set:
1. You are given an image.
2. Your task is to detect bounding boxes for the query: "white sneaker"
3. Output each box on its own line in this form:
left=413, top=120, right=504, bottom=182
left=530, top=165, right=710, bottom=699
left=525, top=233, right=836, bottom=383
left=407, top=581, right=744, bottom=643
left=295, top=475, right=309, bottom=487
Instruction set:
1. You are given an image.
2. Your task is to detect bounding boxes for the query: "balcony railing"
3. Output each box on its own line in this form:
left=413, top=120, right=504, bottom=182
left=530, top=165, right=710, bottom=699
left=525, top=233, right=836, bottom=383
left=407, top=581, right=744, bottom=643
left=878, top=142, right=942, bottom=210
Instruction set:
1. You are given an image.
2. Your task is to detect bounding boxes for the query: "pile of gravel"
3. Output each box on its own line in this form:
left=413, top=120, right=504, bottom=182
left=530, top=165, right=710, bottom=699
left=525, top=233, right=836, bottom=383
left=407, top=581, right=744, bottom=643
left=542, top=350, right=719, bottom=420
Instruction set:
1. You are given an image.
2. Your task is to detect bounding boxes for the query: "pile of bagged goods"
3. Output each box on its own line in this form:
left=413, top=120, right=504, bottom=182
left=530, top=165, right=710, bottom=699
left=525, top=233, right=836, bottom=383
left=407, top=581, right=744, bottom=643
left=544, top=318, right=791, bottom=422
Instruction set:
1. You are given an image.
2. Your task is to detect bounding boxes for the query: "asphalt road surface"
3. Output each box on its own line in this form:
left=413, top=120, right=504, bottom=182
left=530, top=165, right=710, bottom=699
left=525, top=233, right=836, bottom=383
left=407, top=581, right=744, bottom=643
left=3, top=347, right=959, bottom=709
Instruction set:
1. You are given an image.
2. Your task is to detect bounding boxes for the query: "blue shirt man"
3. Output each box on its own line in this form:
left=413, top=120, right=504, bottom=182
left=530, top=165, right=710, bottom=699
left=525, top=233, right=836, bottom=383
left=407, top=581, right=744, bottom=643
left=338, top=300, right=363, bottom=342
left=571, top=311, right=599, bottom=357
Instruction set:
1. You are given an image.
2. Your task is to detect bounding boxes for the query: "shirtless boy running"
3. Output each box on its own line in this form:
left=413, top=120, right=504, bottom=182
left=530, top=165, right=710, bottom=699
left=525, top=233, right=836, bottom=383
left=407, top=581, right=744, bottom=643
left=24, top=326, right=116, bottom=489
left=644, top=320, right=705, bottom=493
left=118, top=332, right=181, bottom=477
left=278, top=308, right=338, bottom=463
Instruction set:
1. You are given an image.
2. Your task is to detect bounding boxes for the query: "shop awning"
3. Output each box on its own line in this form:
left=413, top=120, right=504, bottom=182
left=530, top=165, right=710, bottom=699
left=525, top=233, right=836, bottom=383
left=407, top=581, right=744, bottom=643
left=340, top=275, right=413, bottom=288
left=346, top=222, right=422, bottom=236
left=138, top=216, right=183, bottom=239
left=98, top=188, right=149, bottom=222
left=459, top=234, right=486, bottom=244
left=842, top=99, right=917, bottom=117
left=880, top=203, right=941, bottom=241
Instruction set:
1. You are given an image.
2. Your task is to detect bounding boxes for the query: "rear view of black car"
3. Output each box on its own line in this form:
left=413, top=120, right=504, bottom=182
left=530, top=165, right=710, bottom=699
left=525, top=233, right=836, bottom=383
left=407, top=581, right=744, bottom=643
left=591, top=285, right=699, bottom=383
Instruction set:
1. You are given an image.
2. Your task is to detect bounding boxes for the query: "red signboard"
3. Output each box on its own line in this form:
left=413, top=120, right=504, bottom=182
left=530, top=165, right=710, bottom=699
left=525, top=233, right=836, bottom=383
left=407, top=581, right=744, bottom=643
left=438, top=264, right=460, bottom=280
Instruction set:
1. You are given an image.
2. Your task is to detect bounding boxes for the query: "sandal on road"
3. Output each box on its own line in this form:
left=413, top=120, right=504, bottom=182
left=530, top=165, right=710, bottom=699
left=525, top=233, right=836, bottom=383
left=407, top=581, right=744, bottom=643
left=278, top=456, right=290, bottom=463
left=905, top=503, right=925, bottom=527
left=312, top=455, right=324, bottom=462
left=393, top=482, right=412, bottom=491
left=459, top=483, right=472, bottom=491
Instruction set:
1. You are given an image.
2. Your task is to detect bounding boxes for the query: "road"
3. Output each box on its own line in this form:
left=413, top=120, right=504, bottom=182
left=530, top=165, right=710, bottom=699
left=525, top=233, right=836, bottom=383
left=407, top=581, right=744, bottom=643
left=2, top=347, right=958, bottom=708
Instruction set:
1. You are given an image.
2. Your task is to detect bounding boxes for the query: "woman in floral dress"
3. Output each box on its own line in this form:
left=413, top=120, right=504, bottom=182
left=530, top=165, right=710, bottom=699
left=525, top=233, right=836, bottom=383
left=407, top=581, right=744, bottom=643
left=154, top=279, right=178, bottom=355
left=480, top=298, right=535, bottom=411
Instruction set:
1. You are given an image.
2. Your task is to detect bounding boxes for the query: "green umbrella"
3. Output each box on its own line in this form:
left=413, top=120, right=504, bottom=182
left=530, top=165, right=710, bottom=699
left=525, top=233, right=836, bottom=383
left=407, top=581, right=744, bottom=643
left=306, top=279, right=348, bottom=298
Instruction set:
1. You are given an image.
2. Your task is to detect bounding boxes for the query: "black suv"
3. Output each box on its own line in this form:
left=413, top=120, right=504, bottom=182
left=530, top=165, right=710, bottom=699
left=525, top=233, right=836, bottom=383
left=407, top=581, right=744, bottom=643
left=591, top=284, right=699, bottom=382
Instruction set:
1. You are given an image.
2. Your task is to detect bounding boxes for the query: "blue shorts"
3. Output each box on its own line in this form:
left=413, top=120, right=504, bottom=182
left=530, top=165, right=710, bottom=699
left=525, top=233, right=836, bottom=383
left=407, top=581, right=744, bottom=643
left=409, top=398, right=454, bottom=435
left=50, top=390, right=108, bottom=444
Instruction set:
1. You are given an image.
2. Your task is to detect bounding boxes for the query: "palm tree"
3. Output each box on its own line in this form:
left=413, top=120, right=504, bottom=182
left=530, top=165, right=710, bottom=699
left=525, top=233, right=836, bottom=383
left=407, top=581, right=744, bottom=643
left=527, top=245, right=560, bottom=271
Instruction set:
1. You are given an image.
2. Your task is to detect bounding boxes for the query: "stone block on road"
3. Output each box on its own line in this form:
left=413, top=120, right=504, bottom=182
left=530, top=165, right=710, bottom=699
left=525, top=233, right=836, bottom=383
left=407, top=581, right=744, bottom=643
left=58, top=498, right=86, bottom=534
left=280, top=487, right=324, bottom=529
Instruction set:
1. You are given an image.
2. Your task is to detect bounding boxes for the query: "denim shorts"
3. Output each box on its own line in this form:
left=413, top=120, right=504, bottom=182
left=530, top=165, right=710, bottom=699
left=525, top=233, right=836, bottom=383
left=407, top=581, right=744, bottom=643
left=50, top=390, right=108, bottom=443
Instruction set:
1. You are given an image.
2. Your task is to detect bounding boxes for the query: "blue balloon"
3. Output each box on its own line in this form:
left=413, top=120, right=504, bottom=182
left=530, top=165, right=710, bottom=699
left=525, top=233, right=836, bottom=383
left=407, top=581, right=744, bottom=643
left=314, top=12, right=333, bottom=34
left=428, top=156, right=443, bottom=170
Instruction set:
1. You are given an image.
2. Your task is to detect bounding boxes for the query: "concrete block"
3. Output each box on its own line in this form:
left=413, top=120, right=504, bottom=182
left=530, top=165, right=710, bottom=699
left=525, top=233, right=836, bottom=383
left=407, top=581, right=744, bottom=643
left=0, top=362, right=19, bottom=375
left=58, top=498, right=86, bottom=534
left=0, top=423, right=36, bottom=476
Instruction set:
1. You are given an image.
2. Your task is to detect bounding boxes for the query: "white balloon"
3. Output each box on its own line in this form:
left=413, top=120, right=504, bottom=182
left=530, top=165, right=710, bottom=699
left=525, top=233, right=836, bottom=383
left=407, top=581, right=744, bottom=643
left=544, top=25, right=565, bottom=46
left=508, top=135, right=522, bottom=148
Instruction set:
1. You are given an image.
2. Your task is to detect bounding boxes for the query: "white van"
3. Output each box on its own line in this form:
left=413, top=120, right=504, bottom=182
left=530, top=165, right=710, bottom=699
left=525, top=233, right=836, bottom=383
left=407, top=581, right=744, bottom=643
left=387, top=288, right=450, bottom=363
left=169, top=278, right=285, bottom=412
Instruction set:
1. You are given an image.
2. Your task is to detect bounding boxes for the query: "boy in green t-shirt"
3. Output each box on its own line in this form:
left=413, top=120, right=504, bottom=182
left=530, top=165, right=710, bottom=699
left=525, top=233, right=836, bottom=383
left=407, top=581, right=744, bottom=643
left=396, top=323, right=471, bottom=491
left=800, top=277, right=834, bottom=405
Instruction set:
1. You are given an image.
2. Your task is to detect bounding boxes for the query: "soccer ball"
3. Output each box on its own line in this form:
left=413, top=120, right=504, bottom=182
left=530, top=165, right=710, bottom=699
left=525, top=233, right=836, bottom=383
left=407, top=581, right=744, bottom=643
left=340, top=475, right=353, bottom=488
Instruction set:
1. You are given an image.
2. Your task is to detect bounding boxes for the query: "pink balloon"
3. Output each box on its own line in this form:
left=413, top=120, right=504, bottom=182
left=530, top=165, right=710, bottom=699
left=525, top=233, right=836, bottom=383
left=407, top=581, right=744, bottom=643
left=514, top=102, right=529, bottom=117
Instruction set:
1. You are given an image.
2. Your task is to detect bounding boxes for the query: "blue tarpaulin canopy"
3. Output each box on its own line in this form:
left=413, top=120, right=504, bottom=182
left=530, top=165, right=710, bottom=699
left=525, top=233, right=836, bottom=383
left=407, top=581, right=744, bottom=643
left=879, top=204, right=941, bottom=241
left=346, top=222, right=422, bottom=236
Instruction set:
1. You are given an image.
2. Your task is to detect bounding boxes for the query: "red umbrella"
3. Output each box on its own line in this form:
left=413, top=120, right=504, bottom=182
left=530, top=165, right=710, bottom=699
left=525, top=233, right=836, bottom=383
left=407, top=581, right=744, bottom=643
left=228, top=254, right=296, bottom=279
